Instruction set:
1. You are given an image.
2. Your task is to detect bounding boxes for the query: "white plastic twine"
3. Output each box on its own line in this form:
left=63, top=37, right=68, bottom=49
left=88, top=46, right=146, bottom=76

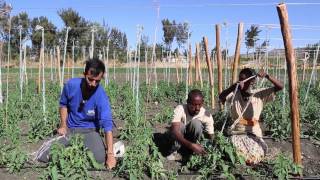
left=149, top=5, right=159, bottom=88
left=145, top=47, right=148, bottom=85
left=90, top=26, right=96, bottom=59
left=113, top=51, right=116, bottom=81
left=50, top=49, right=53, bottom=81
left=5, top=18, right=11, bottom=125
left=125, top=47, right=128, bottom=82
left=0, top=41, right=3, bottom=104
left=71, top=39, right=75, bottom=78
left=61, top=27, right=71, bottom=92
left=304, top=45, right=319, bottom=102
left=168, top=51, right=171, bottom=85
left=282, top=59, right=287, bottom=109
left=23, top=43, right=28, bottom=85
left=33, top=135, right=66, bottom=161
left=18, top=26, right=23, bottom=101
left=220, top=75, right=257, bottom=133
left=106, top=39, right=110, bottom=85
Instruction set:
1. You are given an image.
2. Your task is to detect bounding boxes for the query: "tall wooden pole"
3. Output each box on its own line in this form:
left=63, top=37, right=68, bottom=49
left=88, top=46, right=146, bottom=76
left=188, top=44, right=193, bottom=85
left=195, top=43, right=199, bottom=82
left=196, top=43, right=203, bottom=88
left=216, top=24, right=223, bottom=95
left=277, top=3, right=302, bottom=165
left=203, top=37, right=215, bottom=110
left=175, top=53, right=180, bottom=83
left=232, top=22, right=244, bottom=83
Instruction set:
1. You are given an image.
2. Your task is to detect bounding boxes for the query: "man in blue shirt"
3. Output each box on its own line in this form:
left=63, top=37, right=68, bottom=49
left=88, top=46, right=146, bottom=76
left=38, top=58, right=116, bottom=169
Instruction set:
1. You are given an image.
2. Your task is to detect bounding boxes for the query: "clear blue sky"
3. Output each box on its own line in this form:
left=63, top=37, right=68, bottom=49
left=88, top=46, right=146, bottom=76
left=7, top=0, right=320, bottom=52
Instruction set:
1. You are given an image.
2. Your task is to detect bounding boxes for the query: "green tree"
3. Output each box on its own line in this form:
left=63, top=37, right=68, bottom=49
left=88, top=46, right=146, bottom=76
left=161, top=18, right=176, bottom=51
left=175, top=22, right=190, bottom=49
left=108, top=27, right=127, bottom=62
left=245, top=25, right=261, bottom=58
left=0, top=1, right=11, bottom=41
left=10, top=12, right=30, bottom=58
left=57, top=8, right=88, bottom=50
left=30, top=16, right=57, bottom=57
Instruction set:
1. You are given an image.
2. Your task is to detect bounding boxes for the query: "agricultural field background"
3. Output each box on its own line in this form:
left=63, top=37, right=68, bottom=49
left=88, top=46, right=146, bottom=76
left=1, top=0, right=320, bottom=179
left=0, top=65, right=320, bottom=179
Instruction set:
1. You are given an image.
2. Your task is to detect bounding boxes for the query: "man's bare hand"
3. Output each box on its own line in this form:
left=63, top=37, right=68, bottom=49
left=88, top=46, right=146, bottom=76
left=190, top=143, right=207, bottom=155
left=106, top=154, right=116, bottom=169
left=257, top=69, right=267, bottom=78
left=57, top=126, right=67, bottom=136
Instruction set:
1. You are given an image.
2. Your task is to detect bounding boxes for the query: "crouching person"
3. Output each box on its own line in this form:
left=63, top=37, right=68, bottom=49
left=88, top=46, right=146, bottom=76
left=219, top=68, right=283, bottom=165
left=166, top=89, right=214, bottom=161
left=36, top=58, right=116, bottom=169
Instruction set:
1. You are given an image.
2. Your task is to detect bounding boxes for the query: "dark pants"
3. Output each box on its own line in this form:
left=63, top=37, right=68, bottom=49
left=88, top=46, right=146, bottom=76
left=38, top=128, right=106, bottom=163
left=168, top=119, right=203, bottom=154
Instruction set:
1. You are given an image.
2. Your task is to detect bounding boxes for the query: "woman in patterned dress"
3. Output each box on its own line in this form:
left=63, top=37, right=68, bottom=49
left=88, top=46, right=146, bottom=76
left=219, top=68, right=283, bottom=164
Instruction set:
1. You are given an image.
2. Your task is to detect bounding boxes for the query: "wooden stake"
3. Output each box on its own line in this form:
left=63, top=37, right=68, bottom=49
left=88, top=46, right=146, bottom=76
left=188, top=44, right=193, bottom=85
left=277, top=3, right=302, bottom=165
left=216, top=24, right=223, bottom=109
left=232, top=22, right=244, bottom=83
left=195, top=43, right=199, bottom=82
left=203, top=37, right=215, bottom=110
left=196, top=43, right=203, bottom=88
left=216, top=24, right=223, bottom=95
left=175, top=53, right=180, bottom=83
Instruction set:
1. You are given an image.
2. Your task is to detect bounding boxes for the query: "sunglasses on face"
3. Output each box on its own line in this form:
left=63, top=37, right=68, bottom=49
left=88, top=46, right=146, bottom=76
left=86, top=76, right=101, bottom=84
left=77, top=100, right=87, bottom=112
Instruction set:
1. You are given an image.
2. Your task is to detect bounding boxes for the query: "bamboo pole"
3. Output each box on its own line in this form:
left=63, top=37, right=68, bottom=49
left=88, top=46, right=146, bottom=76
left=216, top=24, right=223, bottom=95
left=277, top=3, right=302, bottom=165
left=175, top=53, right=180, bottom=83
left=188, top=44, right=193, bottom=85
left=195, top=43, right=199, bottom=82
left=232, top=22, right=244, bottom=83
left=196, top=43, right=203, bottom=88
left=203, top=37, right=215, bottom=110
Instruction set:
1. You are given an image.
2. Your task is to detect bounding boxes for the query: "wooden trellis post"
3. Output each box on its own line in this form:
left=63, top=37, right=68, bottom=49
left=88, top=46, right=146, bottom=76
left=175, top=53, right=180, bottom=83
left=216, top=24, right=223, bottom=95
left=203, top=37, right=215, bottom=110
left=232, top=22, right=244, bottom=83
left=216, top=24, right=223, bottom=109
left=196, top=43, right=203, bottom=88
left=195, top=43, right=199, bottom=82
left=188, top=44, right=193, bottom=85
left=277, top=3, right=302, bottom=165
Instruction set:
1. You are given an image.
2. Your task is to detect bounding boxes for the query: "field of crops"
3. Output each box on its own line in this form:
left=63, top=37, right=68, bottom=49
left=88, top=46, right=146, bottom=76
left=0, top=68, right=319, bottom=179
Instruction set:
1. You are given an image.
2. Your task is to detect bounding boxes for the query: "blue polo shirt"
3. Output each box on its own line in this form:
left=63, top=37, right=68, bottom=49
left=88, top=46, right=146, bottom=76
left=59, top=78, right=113, bottom=132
